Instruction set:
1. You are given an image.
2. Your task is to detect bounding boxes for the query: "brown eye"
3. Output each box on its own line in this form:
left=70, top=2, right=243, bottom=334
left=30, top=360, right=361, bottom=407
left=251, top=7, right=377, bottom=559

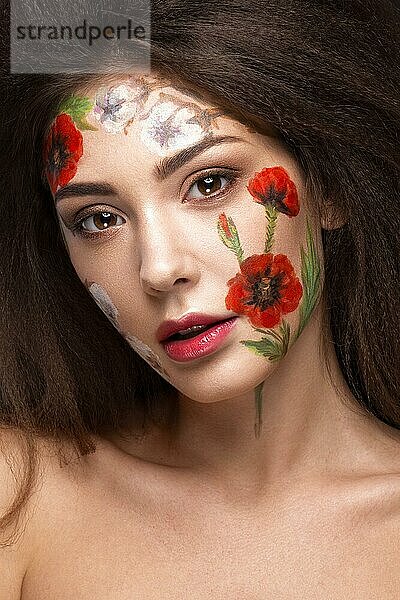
left=188, top=173, right=228, bottom=199
left=82, top=212, right=123, bottom=232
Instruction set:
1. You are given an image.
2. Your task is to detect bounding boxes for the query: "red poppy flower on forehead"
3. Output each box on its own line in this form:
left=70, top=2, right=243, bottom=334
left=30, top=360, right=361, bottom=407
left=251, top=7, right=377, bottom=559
left=225, top=253, right=303, bottom=329
left=43, top=113, right=83, bottom=195
left=247, top=166, right=300, bottom=217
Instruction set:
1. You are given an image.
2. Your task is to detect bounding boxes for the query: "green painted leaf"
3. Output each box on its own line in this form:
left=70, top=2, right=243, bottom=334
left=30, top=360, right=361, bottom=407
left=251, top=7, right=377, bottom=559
left=59, top=95, right=98, bottom=131
left=242, top=319, right=291, bottom=361
left=251, top=325, right=281, bottom=341
left=217, top=214, right=244, bottom=263
left=59, top=95, right=92, bottom=119
left=241, top=337, right=283, bottom=361
left=295, top=219, right=321, bottom=339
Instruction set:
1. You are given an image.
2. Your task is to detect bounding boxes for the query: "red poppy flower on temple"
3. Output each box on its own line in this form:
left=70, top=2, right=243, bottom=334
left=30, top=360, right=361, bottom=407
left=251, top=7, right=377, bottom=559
left=225, top=253, right=303, bottom=328
left=43, top=113, right=83, bottom=195
left=247, top=166, right=300, bottom=217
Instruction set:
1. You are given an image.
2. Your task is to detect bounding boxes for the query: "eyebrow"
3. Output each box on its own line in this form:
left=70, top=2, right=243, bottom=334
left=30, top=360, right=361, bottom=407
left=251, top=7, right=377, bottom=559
left=54, top=182, right=116, bottom=204
left=54, top=134, right=245, bottom=204
left=153, top=134, right=245, bottom=181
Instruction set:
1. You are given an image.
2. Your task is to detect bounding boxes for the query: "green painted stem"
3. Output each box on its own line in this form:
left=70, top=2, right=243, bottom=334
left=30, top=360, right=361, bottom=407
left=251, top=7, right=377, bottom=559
left=254, top=381, right=265, bottom=439
left=236, top=246, right=244, bottom=265
left=265, top=206, right=278, bottom=253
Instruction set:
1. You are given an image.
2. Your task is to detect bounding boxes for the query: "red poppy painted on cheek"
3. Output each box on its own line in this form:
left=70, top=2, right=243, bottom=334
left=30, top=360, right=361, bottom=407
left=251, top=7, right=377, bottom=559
left=247, top=165, right=300, bottom=217
left=217, top=165, right=321, bottom=439
left=219, top=165, right=304, bottom=331
left=225, top=253, right=303, bottom=329
left=43, top=113, right=83, bottom=195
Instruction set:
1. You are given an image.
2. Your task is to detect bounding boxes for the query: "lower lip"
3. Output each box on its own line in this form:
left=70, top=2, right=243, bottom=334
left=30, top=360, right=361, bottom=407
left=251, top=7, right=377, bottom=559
left=161, top=317, right=239, bottom=363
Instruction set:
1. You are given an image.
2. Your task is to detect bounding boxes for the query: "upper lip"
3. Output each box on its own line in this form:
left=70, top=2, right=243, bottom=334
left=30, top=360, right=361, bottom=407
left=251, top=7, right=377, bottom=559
left=156, top=312, right=236, bottom=343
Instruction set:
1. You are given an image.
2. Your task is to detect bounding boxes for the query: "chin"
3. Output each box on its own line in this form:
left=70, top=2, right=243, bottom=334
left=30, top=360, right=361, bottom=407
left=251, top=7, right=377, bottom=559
left=172, top=356, right=279, bottom=404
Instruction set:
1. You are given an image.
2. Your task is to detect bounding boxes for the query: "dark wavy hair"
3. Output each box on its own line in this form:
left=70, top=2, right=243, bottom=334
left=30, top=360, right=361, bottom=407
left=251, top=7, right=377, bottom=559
left=0, top=0, right=399, bottom=547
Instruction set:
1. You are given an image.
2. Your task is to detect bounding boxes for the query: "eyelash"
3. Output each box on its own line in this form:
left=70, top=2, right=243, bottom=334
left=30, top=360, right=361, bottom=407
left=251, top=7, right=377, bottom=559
left=68, top=167, right=240, bottom=241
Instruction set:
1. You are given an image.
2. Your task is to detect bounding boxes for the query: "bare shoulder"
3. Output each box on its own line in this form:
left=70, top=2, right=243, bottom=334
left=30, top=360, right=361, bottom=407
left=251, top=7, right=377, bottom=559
left=0, top=429, right=85, bottom=600
left=0, top=429, right=38, bottom=600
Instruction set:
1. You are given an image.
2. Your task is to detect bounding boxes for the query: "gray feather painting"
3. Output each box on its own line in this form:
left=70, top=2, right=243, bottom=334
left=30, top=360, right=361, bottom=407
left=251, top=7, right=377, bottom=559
left=84, top=279, right=172, bottom=383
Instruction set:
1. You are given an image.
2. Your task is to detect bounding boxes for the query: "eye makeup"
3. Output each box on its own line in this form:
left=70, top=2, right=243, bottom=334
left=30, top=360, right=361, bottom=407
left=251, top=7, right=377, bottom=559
left=182, top=167, right=241, bottom=203
left=68, top=207, right=125, bottom=240
left=61, top=166, right=245, bottom=241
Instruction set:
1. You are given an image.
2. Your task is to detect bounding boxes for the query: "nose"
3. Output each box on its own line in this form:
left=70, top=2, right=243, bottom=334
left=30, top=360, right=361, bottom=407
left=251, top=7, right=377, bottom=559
left=138, top=215, right=201, bottom=296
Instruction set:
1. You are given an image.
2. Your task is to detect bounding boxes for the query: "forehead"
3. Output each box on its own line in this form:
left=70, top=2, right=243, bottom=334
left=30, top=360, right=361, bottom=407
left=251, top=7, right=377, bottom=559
left=79, top=72, right=226, bottom=128
left=71, top=75, right=260, bottom=163
left=82, top=73, right=216, bottom=123
left=44, top=73, right=285, bottom=200
left=53, top=73, right=264, bottom=181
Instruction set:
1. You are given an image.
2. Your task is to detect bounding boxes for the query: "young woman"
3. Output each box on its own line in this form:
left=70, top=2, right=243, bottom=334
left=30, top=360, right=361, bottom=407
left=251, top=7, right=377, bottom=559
left=1, top=0, right=399, bottom=598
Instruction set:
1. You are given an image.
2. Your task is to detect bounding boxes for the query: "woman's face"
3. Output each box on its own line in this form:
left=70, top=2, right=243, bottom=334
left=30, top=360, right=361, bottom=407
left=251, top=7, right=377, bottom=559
left=45, top=73, right=322, bottom=404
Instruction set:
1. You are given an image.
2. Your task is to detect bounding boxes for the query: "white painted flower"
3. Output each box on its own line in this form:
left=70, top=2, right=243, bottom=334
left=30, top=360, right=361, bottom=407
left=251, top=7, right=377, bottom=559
left=140, top=101, right=206, bottom=156
left=92, top=82, right=149, bottom=134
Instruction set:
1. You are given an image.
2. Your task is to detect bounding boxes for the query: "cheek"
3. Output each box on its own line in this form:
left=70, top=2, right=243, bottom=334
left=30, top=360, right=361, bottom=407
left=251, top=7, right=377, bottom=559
left=211, top=200, right=305, bottom=282
left=223, top=203, right=269, bottom=256
left=84, top=280, right=172, bottom=382
left=84, top=281, right=123, bottom=332
left=215, top=164, right=323, bottom=343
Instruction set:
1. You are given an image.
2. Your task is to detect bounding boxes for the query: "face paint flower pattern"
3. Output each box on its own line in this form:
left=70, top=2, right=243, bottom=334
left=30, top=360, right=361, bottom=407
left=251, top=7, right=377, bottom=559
left=140, top=101, right=209, bottom=156
left=217, top=165, right=321, bottom=439
left=247, top=166, right=300, bottom=217
left=84, top=279, right=171, bottom=382
left=85, top=281, right=122, bottom=332
left=225, top=253, right=303, bottom=329
left=44, top=82, right=223, bottom=196
left=43, top=113, right=83, bottom=194
left=93, top=81, right=151, bottom=134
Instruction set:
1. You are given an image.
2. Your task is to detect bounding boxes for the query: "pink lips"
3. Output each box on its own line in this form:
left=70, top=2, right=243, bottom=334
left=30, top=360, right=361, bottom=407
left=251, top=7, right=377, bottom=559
left=156, top=312, right=237, bottom=343
left=160, top=317, right=239, bottom=363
